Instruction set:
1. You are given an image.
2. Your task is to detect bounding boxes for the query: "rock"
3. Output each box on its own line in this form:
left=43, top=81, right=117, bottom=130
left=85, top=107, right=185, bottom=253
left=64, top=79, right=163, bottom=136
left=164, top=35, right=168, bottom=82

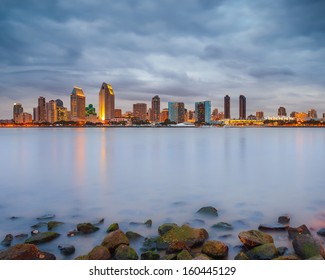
left=288, top=224, right=311, bottom=239
left=258, top=223, right=288, bottom=231
left=126, top=231, right=143, bottom=240
left=141, top=251, right=160, bottom=260
left=274, top=254, right=300, bottom=260
left=292, top=234, right=323, bottom=259
left=234, top=251, right=249, bottom=260
left=67, top=230, right=79, bottom=237
left=211, top=222, right=233, bottom=230
left=101, top=230, right=129, bottom=253
left=114, top=245, right=138, bottom=260
left=94, top=218, right=105, bottom=225
left=48, top=221, right=64, bottom=230
left=157, top=224, right=209, bottom=248
left=141, top=237, right=159, bottom=251
left=277, top=246, right=288, bottom=256
left=58, top=244, right=75, bottom=256
left=37, top=214, right=55, bottom=220
left=1, top=234, right=13, bottom=247
left=317, top=228, right=325, bottom=236
left=166, top=241, right=190, bottom=254
left=201, top=240, right=228, bottom=259
left=31, top=222, right=47, bottom=229
left=145, top=219, right=152, bottom=227
left=88, top=246, right=111, bottom=260
left=158, top=223, right=178, bottom=235
left=106, top=223, right=119, bottom=233
left=307, top=255, right=324, bottom=260
left=163, top=254, right=177, bottom=260
left=77, top=223, right=99, bottom=234
left=177, top=249, right=193, bottom=260
left=10, top=216, right=20, bottom=220
left=193, top=254, right=211, bottom=260
left=238, top=230, right=274, bottom=249
left=219, top=234, right=232, bottom=239
left=74, top=255, right=89, bottom=260
left=246, top=243, right=278, bottom=260
left=15, top=233, right=28, bottom=240
left=0, top=244, right=56, bottom=260
left=25, top=232, right=60, bottom=244
left=31, top=230, right=40, bottom=235
left=196, top=206, right=218, bottom=216
left=278, top=215, right=290, bottom=224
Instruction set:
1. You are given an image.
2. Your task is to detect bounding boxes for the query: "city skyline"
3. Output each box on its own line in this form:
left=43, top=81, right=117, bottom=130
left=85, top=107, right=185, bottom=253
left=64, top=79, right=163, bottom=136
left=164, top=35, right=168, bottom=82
left=1, top=1, right=325, bottom=119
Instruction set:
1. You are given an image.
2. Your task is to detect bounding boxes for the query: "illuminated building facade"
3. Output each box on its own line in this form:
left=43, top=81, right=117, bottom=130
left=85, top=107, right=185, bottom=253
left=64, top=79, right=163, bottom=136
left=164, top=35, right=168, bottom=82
left=13, top=103, right=23, bottom=123
left=99, top=82, right=115, bottom=121
left=70, top=86, right=86, bottom=122
left=239, top=95, right=246, bottom=119
left=278, top=106, right=287, bottom=117
left=151, top=95, right=160, bottom=122
left=133, top=103, right=147, bottom=120
left=38, top=96, right=46, bottom=123
left=224, top=95, right=230, bottom=119
left=308, top=109, right=317, bottom=119
left=160, top=108, right=168, bottom=122
left=168, top=102, right=185, bottom=123
left=195, top=101, right=211, bottom=123
left=256, top=111, right=264, bottom=120
left=114, top=109, right=122, bottom=118
left=47, top=100, right=57, bottom=123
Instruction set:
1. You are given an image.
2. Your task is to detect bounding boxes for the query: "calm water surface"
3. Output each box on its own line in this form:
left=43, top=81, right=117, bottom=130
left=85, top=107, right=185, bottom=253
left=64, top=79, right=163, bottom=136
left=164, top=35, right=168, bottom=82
left=0, top=127, right=324, bottom=259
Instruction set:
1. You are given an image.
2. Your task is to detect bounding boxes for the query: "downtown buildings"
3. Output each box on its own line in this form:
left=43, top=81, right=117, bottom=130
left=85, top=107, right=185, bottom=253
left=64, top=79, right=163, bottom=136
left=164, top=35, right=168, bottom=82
left=99, top=82, right=115, bottom=122
left=195, top=101, right=211, bottom=123
left=70, top=86, right=86, bottom=122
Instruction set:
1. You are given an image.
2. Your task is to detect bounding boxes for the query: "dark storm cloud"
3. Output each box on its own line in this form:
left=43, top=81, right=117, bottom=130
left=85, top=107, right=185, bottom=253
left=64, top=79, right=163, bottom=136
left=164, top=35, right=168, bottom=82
left=0, top=0, right=325, bottom=118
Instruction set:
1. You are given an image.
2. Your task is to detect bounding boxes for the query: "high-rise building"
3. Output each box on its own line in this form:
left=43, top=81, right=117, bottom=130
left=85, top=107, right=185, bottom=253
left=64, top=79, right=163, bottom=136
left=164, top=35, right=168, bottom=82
left=114, top=109, right=122, bottom=118
left=308, top=109, right=317, bottom=119
left=57, top=107, right=68, bottom=122
left=33, top=107, right=39, bottom=123
left=224, top=95, right=230, bottom=119
left=47, top=100, right=57, bottom=123
left=38, top=96, right=46, bottom=123
left=151, top=95, right=160, bottom=122
left=70, top=86, right=86, bottom=122
left=99, top=82, right=115, bottom=121
left=13, top=103, right=23, bottom=123
left=323, top=113, right=325, bottom=119
left=133, top=103, right=147, bottom=120
left=160, top=108, right=169, bottom=122
left=239, top=95, right=246, bottom=120
left=278, top=106, right=287, bottom=117
left=195, top=101, right=211, bottom=123
left=256, top=111, right=264, bottom=120
left=168, top=102, right=185, bottom=123
left=211, top=108, right=219, bottom=120
left=56, top=99, right=64, bottom=108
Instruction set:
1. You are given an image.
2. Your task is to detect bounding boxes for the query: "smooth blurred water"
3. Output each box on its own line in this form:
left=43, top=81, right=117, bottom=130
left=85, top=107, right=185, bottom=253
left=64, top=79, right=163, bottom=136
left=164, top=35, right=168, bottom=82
left=0, top=127, right=325, bottom=259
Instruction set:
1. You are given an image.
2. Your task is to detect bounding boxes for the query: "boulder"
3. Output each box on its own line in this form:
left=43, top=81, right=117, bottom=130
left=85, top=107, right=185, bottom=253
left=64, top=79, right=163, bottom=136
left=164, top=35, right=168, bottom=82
left=166, top=241, right=190, bottom=254
left=145, top=219, right=152, bottom=227
left=1, top=234, right=13, bottom=247
left=278, top=215, right=290, bottom=224
left=88, top=246, right=111, bottom=260
left=77, top=223, right=99, bottom=234
left=193, top=254, right=211, bottom=260
left=142, top=237, right=159, bottom=251
left=126, top=231, right=143, bottom=240
left=201, top=240, right=228, bottom=259
left=37, top=214, right=55, bottom=220
left=114, top=245, right=138, bottom=260
left=196, top=206, right=218, bottom=216
left=211, top=222, right=233, bottom=230
left=158, top=223, right=178, bottom=235
left=274, top=254, right=300, bottom=260
left=288, top=224, right=311, bottom=239
left=246, top=243, right=278, bottom=260
left=0, top=244, right=56, bottom=260
left=58, top=244, right=75, bottom=256
left=48, top=221, right=64, bottom=230
left=101, top=230, right=129, bottom=253
left=277, top=246, right=288, bottom=256
left=25, top=232, right=60, bottom=244
left=163, top=254, right=177, bottom=260
left=141, top=251, right=160, bottom=260
left=106, top=223, right=119, bottom=233
left=292, top=234, right=324, bottom=259
left=234, top=251, right=249, bottom=260
left=258, top=223, right=288, bottom=231
left=177, top=249, right=193, bottom=260
left=238, top=230, right=274, bottom=248
left=317, top=228, right=325, bottom=236
left=157, top=224, right=208, bottom=248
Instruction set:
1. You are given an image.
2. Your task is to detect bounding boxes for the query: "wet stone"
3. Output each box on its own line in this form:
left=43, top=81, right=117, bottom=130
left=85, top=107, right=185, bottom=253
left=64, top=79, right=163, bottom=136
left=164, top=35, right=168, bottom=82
left=317, top=228, right=325, bottom=236
left=1, top=234, right=13, bottom=247
left=126, top=231, right=143, bottom=240
left=211, top=222, right=233, bottom=230
left=37, top=214, right=56, bottom=220
left=278, top=215, right=290, bottom=224
left=141, top=251, right=160, bottom=260
left=31, top=222, right=47, bottom=229
left=77, top=223, right=99, bottom=234
left=48, top=221, right=64, bottom=230
left=106, top=223, right=119, bottom=233
left=258, top=223, right=288, bottom=231
left=238, top=230, right=274, bottom=248
left=58, top=244, right=75, bottom=256
left=25, top=232, right=60, bottom=244
left=288, top=224, right=311, bottom=239
left=196, top=206, right=218, bottom=216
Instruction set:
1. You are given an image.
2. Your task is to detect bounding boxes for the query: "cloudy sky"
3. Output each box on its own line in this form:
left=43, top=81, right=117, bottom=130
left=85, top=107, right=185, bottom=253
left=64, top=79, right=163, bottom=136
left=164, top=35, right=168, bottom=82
left=1, top=0, right=325, bottom=119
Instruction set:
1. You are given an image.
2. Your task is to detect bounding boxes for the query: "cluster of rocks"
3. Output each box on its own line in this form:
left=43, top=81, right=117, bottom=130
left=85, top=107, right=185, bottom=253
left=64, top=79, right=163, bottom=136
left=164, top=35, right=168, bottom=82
left=1, top=207, right=325, bottom=260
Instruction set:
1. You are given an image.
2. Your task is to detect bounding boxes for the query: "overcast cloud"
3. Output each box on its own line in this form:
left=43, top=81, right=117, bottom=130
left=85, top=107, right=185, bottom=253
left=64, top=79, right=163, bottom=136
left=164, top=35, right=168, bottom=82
left=0, top=0, right=325, bottom=118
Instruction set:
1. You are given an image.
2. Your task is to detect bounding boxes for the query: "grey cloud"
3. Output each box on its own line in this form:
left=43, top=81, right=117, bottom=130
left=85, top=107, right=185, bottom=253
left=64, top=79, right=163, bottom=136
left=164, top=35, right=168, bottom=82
left=249, top=67, right=295, bottom=79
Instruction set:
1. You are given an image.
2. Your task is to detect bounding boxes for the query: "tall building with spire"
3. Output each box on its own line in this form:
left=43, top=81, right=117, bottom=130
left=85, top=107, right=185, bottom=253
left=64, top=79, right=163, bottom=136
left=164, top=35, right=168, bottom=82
left=70, top=86, right=86, bottom=122
left=224, top=95, right=230, bottom=119
left=151, top=95, right=160, bottom=122
left=239, top=95, right=246, bottom=119
left=99, top=82, right=115, bottom=121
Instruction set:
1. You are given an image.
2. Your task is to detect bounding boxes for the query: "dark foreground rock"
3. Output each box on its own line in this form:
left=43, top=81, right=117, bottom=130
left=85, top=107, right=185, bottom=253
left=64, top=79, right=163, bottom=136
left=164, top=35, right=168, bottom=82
left=258, top=223, right=288, bottom=231
left=77, top=223, right=99, bottom=234
left=106, top=223, right=119, bottom=233
left=25, top=232, right=60, bottom=244
left=288, top=224, right=311, bottom=239
left=278, top=215, right=290, bottom=224
left=196, top=206, right=218, bottom=216
left=292, top=234, right=324, bottom=259
left=158, top=223, right=178, bottom=235
left=246, top=243, right=278, bottom=260
left=48, top=221, right=64, bottom=231
left=201, top=240, right=228, bottom=259
left=238, top=230, right=274, bottom=248
left=0, top=244, right=56, bottom=260
left=88, top=246, right=111, bottom=260
left=114, top=245, right=138, bottom=260
left=58, top=244, right=75, bottom=256
left=126, top=231, right=143, bottom=240
left=317, top=228, right=325, bottom=236
left=141, top=251, right=160, bottom=260
left=1, top=234, right=13, bottom=247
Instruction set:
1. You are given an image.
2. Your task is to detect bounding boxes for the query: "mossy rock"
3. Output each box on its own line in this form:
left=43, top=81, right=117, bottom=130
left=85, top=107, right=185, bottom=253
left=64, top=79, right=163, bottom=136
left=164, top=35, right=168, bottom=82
left=77, top=223, right=99, bottom=234
left=126, top=231, right=143, bottom=240
left=196, top=206, right=218, bottom=216
left=114, top=245, right=138, bottom=260
left=246, top=243, right=278, bottom=260
left=201, top=240, right=228, bottom=259
left=234, top=251, right=249, bottom=260
left=211, top=222, right=233, bottom=231
left=177, top=249, right=193, bottom=260
left=141, top=251, right=160, bottom=260
left=101, top=230, right=129, bottom=253
left=47, top=221, right=64, bottom=230
left=106, top=223, right=119, bottom=233
left=193, top=253, right=211, bottom=260
left=88, top=246, right=111, bottom=260
left=292, top=234, right=323, bottom=259
left=273, top=254, right=300, bottom=260
left=158, top=223, right=178, bottom=235
left=238, top=230, right=274, bottom=248
left=74, top=255, right=89, bottom=260
left=25, top=232, right=60, bottom=244
left=163, top=253, right=177, bottom=260
left=0, top=244, right=56, bottom=260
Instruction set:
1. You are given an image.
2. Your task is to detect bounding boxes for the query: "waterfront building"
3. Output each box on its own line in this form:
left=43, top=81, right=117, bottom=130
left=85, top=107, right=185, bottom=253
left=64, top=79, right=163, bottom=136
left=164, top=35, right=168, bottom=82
left=239, top=95, right=246, bottom=119
left=47, top=100, right=57, bottom=123
left=290, top=111, right=297, bottom=118
left=323, top=113, right=325, bottom=119
left=33, top=107, right=39, bottom=123
left=168, top=102, right=185, bottom=123
left=57, top=107, right=68, bottom=122
left=211, top=108, right=219, bottom=120
left=70, top=86, right=86, bottom=122
left=294, top=112, right=308, bottom=121
left=148, top=108, right=152, bottom=122
left=160, top=108, right=169, bottom=122
left=99, top=82, right=115, bottom=121
left=256, top=111, right=264, bottom=120
left=13, top=103, right=23, bottom=123
left=114, top=109, right=122, bottom=118
left=22, top=112, right=32, bottom=123
left=195, top=101, right=211, bottom=123
left=55, top=99, right=64, bottom=108
left=278, top=106, right=287, bottom=117
left=224, top=95, right=230, bottom=119
left=38, top=96, right=46, bottom=123
left=308, top=109, right=317, bottom=119
left=133, top=103, right=147, bottom=120
left=151, top=95, right=160, bottom=122
left=247, top=114, right=256, bottom=120
left=188, top=110, right=195, bottom=121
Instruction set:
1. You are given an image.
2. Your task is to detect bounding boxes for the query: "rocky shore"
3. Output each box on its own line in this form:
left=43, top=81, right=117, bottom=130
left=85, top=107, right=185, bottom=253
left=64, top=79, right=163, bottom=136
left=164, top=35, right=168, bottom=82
left=1, top=206, right=325, bottom=260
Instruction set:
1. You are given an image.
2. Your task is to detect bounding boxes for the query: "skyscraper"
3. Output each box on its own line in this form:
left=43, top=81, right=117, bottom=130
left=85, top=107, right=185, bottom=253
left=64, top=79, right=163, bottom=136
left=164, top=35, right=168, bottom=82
left=168, top=102, right=185, bottom=123
left=99, top=82, right=115, bottom=121
left=38, top=96, right=46, bottom=123
left=160, top=108, right=169, bottom=122
left=151, top=95, right=160, bottom=122
left=133, top=103, right=147, bottom=120
left=239, top=95, right=246, bottom=120
left=70, top=86, right=86, bottom=122
left=224, top=95, right=230, bottom=119
left=308, top=109, right=317, bottom=119
left=47, top=100, right=57, bottom=123
left=278, top=106, right=287, bottom=117
left=195, top=101, right=211, bottom=123
left=13, top=103, right=23, bottom=123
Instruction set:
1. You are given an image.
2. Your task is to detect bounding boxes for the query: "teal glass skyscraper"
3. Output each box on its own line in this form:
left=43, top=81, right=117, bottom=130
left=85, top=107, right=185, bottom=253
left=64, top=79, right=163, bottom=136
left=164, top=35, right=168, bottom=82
left=168, top=102, right=185, bottom=123
left=195, top=101, right=211, bottom=123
